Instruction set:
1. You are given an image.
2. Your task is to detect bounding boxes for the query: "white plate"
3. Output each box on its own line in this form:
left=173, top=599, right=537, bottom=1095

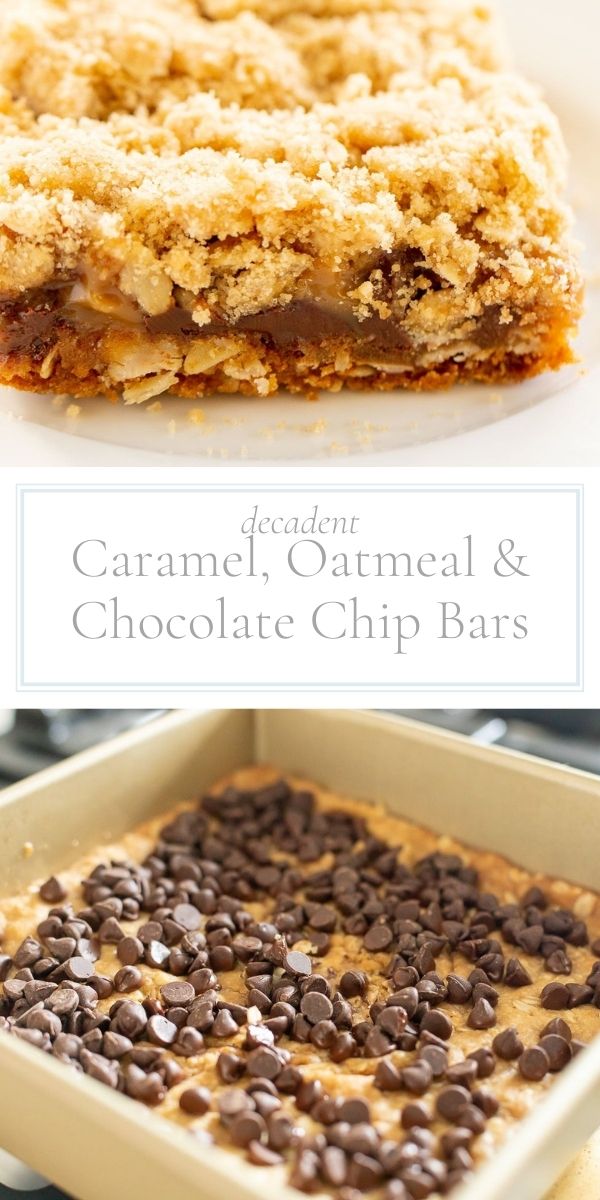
left=0, top=0, right=598, bottom=467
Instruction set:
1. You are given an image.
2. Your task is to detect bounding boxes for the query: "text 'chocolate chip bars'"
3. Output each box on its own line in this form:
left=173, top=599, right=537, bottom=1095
left=1, top=768, right=599, bottom=1197
left=0, top=1, right=583, bottom=401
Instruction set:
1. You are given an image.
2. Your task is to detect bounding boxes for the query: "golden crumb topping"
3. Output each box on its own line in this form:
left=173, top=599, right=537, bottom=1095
left=0, top=0, right=578, bottom=325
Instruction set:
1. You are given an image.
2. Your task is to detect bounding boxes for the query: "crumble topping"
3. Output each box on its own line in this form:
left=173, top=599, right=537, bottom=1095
left=0, top=0, right=575, bottom=324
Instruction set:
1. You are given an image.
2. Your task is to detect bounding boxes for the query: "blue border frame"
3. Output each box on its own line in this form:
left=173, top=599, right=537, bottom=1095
left=16, top=484, right=584, bottom=692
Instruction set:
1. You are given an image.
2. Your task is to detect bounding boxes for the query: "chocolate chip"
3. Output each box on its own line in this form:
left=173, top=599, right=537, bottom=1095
left=179, top=1086, right=211, bottom=1115
left=147, top=1014, right=178, bottom=1047
left=39, top=876, right=67, bottom=903
left=516, top=925, right=545, bottom=955
left=377, top=1006, right=407, bottom=1040
left=567, top=983, right=593, bottom=1008
left=504, top=958, right=532, bottom=987
left=467, top=998, right=496, bottom=1029
left=420, top=1010, right=452, bottom=1040
left=212, top=1008, right=239, bottom=1038
left=99, top=917, right=124, bottom=944
left=339, top=970, right=368, bottom=999
left=247, top=1142, right=283, bottom=1167
left=321, top=1145, right=348, bottom=1187
left=172, top=903, right=201, bottom=931
left=472, top=1089, right=499, bottom=1118
left=401, top=1102, right=431, bottom=1130
left=375, top=1059, right=403, bottom=1090
left=347, top=1152, right=383, bottom=1189
left=145, top=940, right=170, bottom=969
left=418, top=1045, right=447, bottom=1078
left=300, top=991, right=333, bottom=1024
left=541, top=1017, right=572, bottom=1041
left=271, top=1066, right=299, bottom=1096
left=457, top=1103, right=486, bottom=1134
left=247, top=1047, right=281, bottom=1079
left=190, top=967, right=218, bottom=995
left=391, top=987, right=419, bottom=1018
left=284, top=950, right=312, bottom=977
left=103, top=1031, right=133, bottom=1059
left=364, top=1027, right=392, bottom=1057
left=231, top=1112, right=267, bottom=1147
left=519, top=1046, right=550, bottom=1081
left=338, top=1098, right=370, bottom=1125
left=492, top=1028, right=524, bottom=1061
left=159, top=980, right=195, bottom=1008
left=80, top=1049, right=119, bottom=1089
left=446, top=975, right=472, bottom=1004
left=546, top=950, right=572, bottom=975
left=290, top=1148, right=319, bottom=1191
left=219, top=1089, right=254, bottom=1122
left=436, top=1086, right=471, bottom=1122
left=117, top=936, right=144, bottom=966
left=127, top=1064, right=168, bottom=1106
left=217, top=1051, right=246, bottom=1083
left=115, top=1000, right=147, bottom=1039
left=465, top=1046, right=494, bottom=1084
left=538, top=1035, right=571, bottom=1072
left=446, top=1060, right=478, bottom=1087
left=471, top=982, right=499, bottom=1008
left=211, top=944, right=236, bottom=972
left=540, top=982, right=571, bottom=1010
left=364, top=924, right=393, bottom=952
left=114, top=966, right=142, bottom=993
left=173, top=1027, right=204, bottom=1056
left=402, top=1062, right=433, bottom=1096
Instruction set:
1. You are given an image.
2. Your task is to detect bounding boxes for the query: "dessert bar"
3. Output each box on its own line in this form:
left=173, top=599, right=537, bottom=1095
left=1, top=767, right=599, bottom=1197
left=0, top=0, right=583, bottom=401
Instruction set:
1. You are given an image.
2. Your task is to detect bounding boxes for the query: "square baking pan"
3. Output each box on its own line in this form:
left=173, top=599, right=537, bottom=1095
left=0, top=709, right=599, bottom=1200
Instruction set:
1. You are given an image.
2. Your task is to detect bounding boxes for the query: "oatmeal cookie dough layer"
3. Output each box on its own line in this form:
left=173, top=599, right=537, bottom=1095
left=0, top=0, right=582, bottom=400
left=1, top=766, right=599, bottom=1198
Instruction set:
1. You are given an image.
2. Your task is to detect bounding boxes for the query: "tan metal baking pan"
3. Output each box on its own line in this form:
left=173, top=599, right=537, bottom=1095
left=0, top=709, right=599, bottom=1200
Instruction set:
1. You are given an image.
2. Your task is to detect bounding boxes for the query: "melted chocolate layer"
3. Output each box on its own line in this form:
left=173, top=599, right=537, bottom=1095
left=146, top=299, right=411, bottom=349
left=1, top=284, right=510, bottom=365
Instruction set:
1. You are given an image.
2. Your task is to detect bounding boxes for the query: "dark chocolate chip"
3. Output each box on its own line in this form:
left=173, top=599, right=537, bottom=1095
left=247, top=1141, right=283, bottom=1166
left=467, top=998, right=496, bottom=1029
left=504, top=958, right=532, bottom=988
left=364, top=924, right=393, bottom=952
left=147, top=1014, right=178, bottom=1046
left=284, top=950, right=312, bottom=977
left=538, top=1034, right=571, bottom=1072
left=492, top=1027, right=524, bottom=1061
left=402, top=1062, right=433, bottom=1096
left=247, top=1046, right=281, bottom=1079
left=446, top=975, right=472, bottom=1004
left=39, top=877, right=67, bottom=903
left=541, top=1017, right=572, bottom=1042
left=420, top=1010, right=452, bottom=1040
left=114, top=966, right=142, bottom=993
left=519, top=1046, right=550, bottom=1081
left=540, top=982, right=571, bottom=1010
left=179, top=1086, right=212, bottom=1115
left=436, top=1086, right=471, bottom=1122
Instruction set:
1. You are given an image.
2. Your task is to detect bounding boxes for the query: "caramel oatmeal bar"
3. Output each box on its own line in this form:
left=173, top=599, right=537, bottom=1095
left=0, top=0, right=583, bottom=403
left=1, top=767, right=599, bottom=1196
